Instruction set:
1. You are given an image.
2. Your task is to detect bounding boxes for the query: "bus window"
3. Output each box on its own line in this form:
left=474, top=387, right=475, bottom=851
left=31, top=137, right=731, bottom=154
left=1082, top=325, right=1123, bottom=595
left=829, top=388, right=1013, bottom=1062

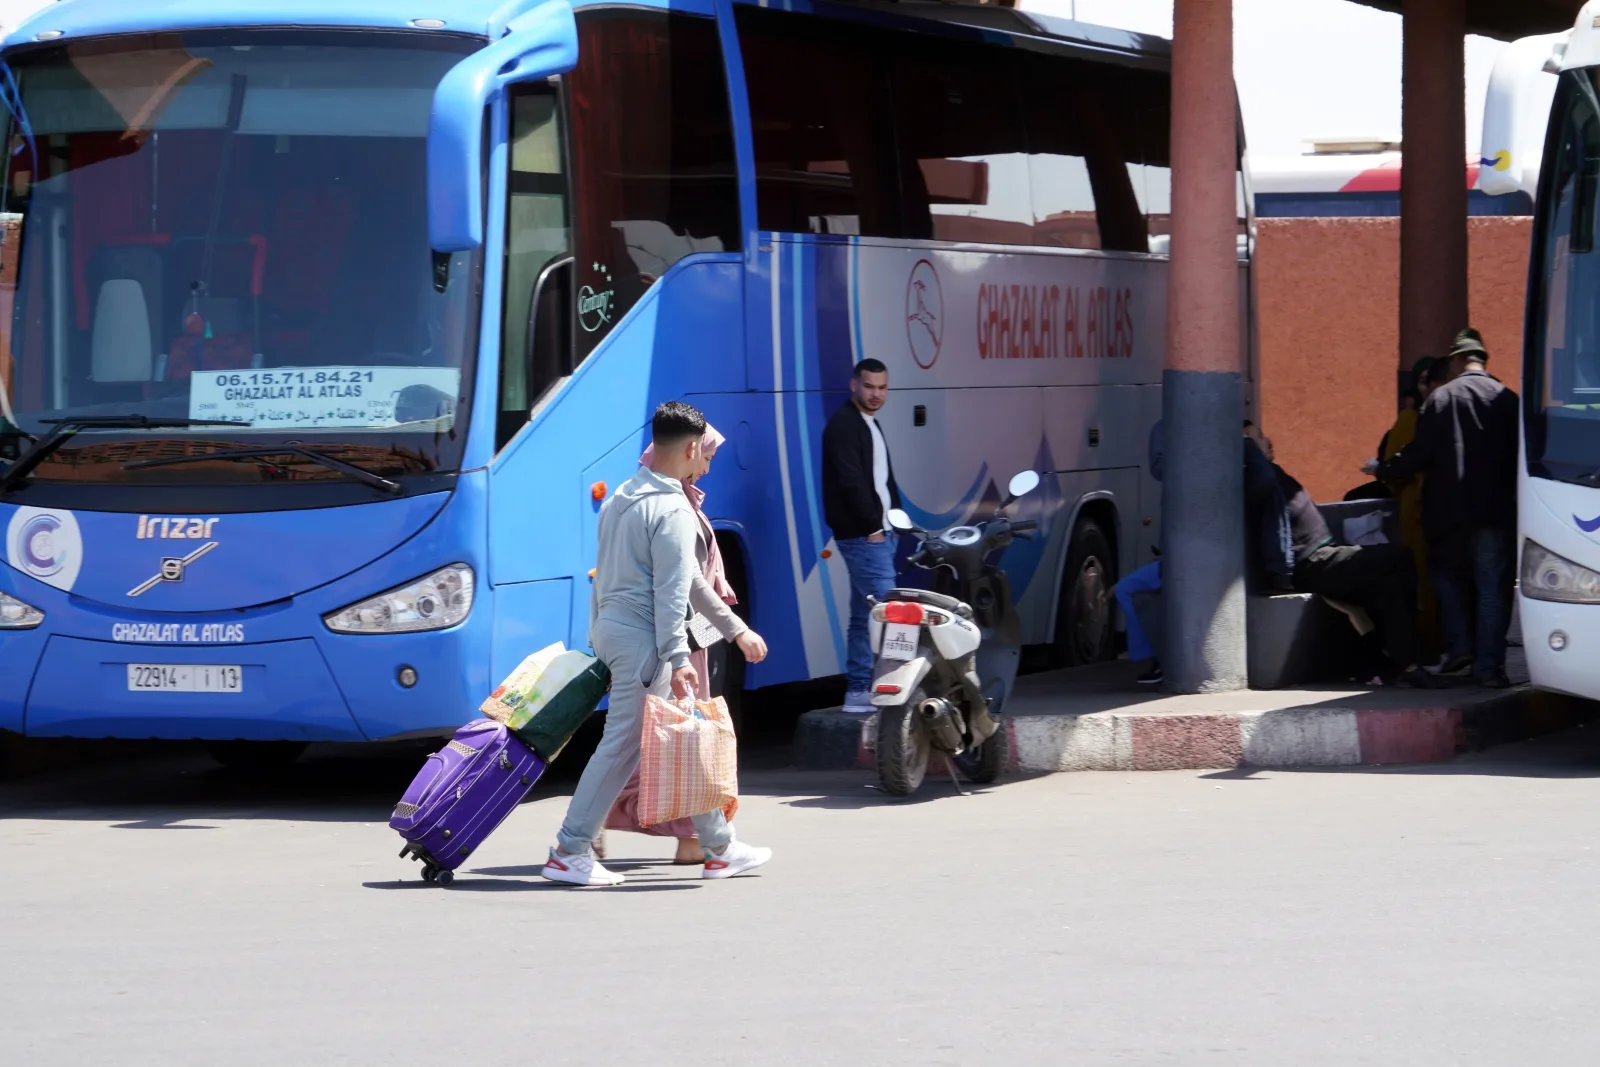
left=737, top=8, right=899, bottom=239
left=566, top=10, right=739, bottom=358
left=887, top=36, right=1030, bottom=245
left=500, top=85, right=569, bottom=449
left=1023, top=53, right=1147, bottom=253
left=1126, top=65, right=1173, bottom=254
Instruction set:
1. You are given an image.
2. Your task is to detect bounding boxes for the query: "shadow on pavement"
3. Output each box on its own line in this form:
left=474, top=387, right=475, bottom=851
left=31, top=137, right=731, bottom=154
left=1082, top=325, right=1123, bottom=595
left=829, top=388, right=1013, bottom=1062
left=363, top=878, right=700, bottom=893
left=0, top=737, right=591, bottom=825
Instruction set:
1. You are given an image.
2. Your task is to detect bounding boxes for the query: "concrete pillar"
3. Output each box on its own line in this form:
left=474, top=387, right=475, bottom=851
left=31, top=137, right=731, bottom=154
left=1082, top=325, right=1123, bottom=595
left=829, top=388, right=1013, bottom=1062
left=1400, top=0, right=1468, bottom=378
left=1162, top=0, right=1246, bottom=694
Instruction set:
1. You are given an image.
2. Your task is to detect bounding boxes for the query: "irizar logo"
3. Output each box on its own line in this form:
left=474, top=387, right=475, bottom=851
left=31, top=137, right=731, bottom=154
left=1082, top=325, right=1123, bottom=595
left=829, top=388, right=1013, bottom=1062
left=138, top=515, right=219, bottom=540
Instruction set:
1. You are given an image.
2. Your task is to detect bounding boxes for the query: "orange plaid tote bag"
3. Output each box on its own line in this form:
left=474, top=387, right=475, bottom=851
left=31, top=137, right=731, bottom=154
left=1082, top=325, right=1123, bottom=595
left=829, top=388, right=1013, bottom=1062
left=638, top=693, right=739, bottom=827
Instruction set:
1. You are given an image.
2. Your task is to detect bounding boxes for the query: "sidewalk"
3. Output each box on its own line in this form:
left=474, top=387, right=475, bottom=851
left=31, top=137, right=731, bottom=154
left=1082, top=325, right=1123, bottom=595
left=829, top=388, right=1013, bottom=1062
left=793, top=649, right=1599, bottom=773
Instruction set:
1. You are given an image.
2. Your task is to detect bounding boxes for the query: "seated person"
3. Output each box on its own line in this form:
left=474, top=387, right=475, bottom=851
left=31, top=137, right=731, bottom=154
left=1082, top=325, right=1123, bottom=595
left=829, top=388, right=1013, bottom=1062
left=1114, top=419, right=1165, bottom=686
left=1247, top=425, right=1442, bottom=690
left=1114, top=557, right=1162, bottom=686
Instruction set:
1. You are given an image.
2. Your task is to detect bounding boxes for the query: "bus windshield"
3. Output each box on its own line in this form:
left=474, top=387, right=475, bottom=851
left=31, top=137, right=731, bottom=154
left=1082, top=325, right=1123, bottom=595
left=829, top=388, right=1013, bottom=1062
left=1530, top=68, right=1600, bottom=485
left=0, top=30, right=482, bottom=488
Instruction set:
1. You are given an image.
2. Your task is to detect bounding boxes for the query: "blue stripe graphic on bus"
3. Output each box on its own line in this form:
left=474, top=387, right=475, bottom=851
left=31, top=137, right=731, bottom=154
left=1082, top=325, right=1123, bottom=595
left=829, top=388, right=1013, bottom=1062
left=1574, top=513, right=1600, bottom=533
left=787, top=242, right=846, bottom=670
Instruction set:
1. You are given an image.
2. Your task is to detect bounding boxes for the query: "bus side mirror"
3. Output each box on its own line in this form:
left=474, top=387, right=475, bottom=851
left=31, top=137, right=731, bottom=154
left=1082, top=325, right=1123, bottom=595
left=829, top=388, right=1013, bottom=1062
left=427, top=1, right=578, bottom=253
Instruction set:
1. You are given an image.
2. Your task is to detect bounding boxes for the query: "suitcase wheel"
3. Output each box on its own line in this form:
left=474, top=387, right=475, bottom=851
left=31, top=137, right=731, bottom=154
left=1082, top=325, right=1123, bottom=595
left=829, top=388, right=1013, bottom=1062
left=435, top=869, right=454, bottom=887
left=421, top=866, right=437, bottom=882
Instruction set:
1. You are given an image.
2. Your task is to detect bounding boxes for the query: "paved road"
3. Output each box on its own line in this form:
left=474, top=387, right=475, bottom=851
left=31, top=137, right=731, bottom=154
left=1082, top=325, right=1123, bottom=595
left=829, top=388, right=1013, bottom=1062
left=5, top=727, right=1600, bottom=1066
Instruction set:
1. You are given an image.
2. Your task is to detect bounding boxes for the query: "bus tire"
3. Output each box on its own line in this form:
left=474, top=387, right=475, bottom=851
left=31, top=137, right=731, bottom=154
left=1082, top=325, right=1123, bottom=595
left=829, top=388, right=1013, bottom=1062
left=204, top=740, right=308, bottom=771
left=1054, top=517, right=1116, bottom=667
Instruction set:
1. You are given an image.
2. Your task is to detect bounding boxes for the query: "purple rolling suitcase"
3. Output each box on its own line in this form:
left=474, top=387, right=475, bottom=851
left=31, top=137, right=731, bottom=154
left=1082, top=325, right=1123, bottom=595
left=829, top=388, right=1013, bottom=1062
left=392, top=719, right=546, bottom=885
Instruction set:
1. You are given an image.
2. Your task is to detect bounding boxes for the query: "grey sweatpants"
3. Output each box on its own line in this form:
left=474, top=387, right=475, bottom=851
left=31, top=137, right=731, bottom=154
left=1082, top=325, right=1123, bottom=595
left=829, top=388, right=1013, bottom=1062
left=556, top=616, right=733, bottom=855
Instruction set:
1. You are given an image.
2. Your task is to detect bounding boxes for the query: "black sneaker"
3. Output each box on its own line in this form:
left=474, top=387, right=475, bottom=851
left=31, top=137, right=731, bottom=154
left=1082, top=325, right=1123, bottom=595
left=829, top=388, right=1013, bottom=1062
left=1476, top=670, right=1512, bottom=690
left=1137, top=662, right=1163, bottom=686
left=1395, top=668, right=1447, bottom=690
left=1429, top=654, right=1472, bottom=676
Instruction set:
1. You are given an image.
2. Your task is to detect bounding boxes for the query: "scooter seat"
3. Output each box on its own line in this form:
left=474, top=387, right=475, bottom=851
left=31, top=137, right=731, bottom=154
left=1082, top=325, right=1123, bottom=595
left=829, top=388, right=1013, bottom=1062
left=884, top=587, right=973, bottom=619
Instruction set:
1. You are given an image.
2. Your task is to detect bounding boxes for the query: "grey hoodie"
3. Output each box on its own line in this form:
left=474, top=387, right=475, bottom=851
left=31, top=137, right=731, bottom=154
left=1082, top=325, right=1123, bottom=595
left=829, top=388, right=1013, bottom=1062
left=589, top=466, right=699, bottom=673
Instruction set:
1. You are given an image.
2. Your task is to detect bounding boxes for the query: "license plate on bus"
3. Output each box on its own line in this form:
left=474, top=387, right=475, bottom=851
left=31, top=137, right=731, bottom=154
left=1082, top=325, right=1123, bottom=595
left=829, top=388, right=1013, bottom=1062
left=126, top=664, right=243, bottom=694
left=880, top=623, right=920, bottom=662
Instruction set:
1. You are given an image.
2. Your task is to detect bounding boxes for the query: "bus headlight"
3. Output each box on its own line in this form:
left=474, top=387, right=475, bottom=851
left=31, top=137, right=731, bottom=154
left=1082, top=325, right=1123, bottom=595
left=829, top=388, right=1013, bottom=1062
left=0, top=590, right=43, bottom=629
left=324, top=564, right=474, bottom=634
left=1521, top=540, right=1600, bottom=604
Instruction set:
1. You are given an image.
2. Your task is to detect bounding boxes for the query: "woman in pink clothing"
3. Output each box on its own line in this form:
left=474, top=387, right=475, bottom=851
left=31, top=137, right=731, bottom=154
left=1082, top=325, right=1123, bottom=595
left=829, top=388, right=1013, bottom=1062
left=597, top=424, right=768, bottom=864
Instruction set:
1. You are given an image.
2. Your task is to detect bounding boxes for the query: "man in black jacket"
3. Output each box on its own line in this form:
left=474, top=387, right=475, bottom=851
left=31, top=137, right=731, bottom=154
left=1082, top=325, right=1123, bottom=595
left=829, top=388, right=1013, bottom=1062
left=822, top=358, right=901, bottom=713
left=1255, top=427, right=1441, bottom=689
left=1378, top=328, right=1518, bottom=687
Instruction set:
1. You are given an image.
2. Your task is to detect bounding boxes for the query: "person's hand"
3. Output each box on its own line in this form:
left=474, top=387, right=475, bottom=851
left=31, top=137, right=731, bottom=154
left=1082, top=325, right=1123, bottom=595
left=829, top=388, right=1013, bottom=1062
left=736, top=630, right=768, bottom=664
left=1360, top=458, right=1380, bottom=476
left=671, top=664, right=699, bottom=700
left=867, top=531, right=886, bottom=543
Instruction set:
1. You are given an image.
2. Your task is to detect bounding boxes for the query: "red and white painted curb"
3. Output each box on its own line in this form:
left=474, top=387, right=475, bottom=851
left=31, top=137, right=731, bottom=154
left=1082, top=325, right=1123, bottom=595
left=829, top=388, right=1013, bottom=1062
left=838, top=690, right=1592, bottom=772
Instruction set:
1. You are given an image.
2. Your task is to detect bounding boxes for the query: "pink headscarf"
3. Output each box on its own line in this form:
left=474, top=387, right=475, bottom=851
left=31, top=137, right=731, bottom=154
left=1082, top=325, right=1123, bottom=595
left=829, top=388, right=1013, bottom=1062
left=640, top=424, right=735, bottom=604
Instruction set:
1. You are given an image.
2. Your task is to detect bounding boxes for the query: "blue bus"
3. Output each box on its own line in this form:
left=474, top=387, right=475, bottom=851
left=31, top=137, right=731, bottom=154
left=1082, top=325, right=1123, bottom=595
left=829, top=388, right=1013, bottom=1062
left=0, top=0, right=1251, bottom=762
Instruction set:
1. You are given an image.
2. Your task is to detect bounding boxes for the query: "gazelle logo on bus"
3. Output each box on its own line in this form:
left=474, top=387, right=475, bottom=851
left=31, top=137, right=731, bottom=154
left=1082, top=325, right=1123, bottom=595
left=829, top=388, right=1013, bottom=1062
left=578, top=262, right=615, bottom=333
left=906, top=258, right=943, bottom=369
left=4, top=506, right=82, bottom=592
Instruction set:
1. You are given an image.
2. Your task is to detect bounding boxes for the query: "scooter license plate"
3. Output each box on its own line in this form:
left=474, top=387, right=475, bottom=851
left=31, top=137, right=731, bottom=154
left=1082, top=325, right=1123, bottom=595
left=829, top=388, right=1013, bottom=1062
left=881, top=623, right=920, bottom=662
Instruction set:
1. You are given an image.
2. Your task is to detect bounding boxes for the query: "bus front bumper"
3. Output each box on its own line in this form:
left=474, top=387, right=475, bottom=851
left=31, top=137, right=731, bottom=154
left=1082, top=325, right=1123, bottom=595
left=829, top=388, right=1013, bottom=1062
left=1518, top=593, right=1600, bottom=700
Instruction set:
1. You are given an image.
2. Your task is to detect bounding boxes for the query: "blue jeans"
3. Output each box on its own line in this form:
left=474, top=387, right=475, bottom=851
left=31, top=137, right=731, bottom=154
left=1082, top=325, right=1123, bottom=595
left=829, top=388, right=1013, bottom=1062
left=1430, top=526, right=1513, bottom=677
left=1113, top=560, right=1162, bottom=663
left=836, top=536, right=898, bottom=694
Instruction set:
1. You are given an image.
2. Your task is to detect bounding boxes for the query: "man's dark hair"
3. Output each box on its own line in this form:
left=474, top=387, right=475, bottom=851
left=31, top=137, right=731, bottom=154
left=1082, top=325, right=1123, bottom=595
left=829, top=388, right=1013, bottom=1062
left=651, top=400, right=706, bottom=447
left=854, top=358, right=888, bottom=378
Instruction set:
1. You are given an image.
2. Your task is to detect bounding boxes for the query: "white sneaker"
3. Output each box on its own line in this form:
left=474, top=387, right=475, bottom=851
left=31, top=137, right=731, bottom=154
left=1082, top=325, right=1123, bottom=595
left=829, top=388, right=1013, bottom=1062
left=842, top=691, right=875, bottom=714
left=702, top=837, right=773, bottom=879
left=541, top=847, right=624, bottom=887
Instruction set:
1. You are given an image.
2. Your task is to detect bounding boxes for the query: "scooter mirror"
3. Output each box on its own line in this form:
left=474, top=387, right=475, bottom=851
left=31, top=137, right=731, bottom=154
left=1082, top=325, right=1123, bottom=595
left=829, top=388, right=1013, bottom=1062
left=886, top=508, right=915, bottom=532
left=1007, top=470, right=1042, bottom=499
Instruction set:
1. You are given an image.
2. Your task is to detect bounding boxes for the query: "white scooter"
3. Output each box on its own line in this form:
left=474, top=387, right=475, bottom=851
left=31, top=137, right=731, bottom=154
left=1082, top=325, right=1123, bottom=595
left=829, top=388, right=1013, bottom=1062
left=869, top=470, right=1042, bottom=796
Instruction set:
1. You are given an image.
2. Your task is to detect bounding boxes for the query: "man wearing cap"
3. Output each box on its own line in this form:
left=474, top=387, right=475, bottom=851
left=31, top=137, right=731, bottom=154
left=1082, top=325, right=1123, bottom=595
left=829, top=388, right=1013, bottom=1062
left=1378, top=328, right=1519, bottom=688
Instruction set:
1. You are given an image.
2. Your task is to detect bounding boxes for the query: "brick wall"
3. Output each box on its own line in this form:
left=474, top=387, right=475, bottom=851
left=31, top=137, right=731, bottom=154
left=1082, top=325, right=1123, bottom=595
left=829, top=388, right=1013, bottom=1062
left=1255, top=215, right=1532, bottom=502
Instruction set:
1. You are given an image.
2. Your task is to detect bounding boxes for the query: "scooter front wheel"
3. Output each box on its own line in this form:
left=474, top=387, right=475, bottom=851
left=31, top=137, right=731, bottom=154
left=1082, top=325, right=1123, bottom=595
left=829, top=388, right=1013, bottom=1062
left=876, top=702, right=930, bottom=796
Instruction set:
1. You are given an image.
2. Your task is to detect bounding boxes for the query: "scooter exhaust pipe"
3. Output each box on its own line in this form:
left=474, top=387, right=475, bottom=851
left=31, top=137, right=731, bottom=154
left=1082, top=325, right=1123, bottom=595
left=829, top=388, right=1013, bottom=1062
left=916, top=696, right=966, bottom=753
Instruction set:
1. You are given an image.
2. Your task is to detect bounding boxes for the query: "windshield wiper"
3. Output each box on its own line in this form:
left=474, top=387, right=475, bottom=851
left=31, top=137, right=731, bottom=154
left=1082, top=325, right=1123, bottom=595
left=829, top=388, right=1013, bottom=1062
left=0, top=415, right=246, bottom=494
left=124, top=445, right=403, bottom=495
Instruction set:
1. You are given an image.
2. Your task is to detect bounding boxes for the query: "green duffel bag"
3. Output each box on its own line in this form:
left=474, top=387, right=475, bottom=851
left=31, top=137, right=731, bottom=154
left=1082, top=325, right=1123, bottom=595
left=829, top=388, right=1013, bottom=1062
left=479, top=642, right=612, bottom=762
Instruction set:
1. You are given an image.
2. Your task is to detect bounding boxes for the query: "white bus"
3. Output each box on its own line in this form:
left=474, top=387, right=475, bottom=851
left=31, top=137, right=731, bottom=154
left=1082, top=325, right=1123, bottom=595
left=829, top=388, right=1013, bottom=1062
left=1516, top=7, right=1600, bottom=698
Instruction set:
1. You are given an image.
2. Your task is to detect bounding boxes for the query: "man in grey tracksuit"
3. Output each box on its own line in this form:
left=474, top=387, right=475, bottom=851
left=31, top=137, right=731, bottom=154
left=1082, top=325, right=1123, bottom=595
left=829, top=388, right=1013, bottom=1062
left=542, top=401, right=772, bottom=886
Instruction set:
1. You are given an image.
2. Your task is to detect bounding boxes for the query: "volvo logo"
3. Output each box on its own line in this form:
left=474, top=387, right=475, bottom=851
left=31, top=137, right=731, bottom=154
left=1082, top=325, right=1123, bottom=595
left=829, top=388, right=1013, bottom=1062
left=128, top=541, right=218, bottom=597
